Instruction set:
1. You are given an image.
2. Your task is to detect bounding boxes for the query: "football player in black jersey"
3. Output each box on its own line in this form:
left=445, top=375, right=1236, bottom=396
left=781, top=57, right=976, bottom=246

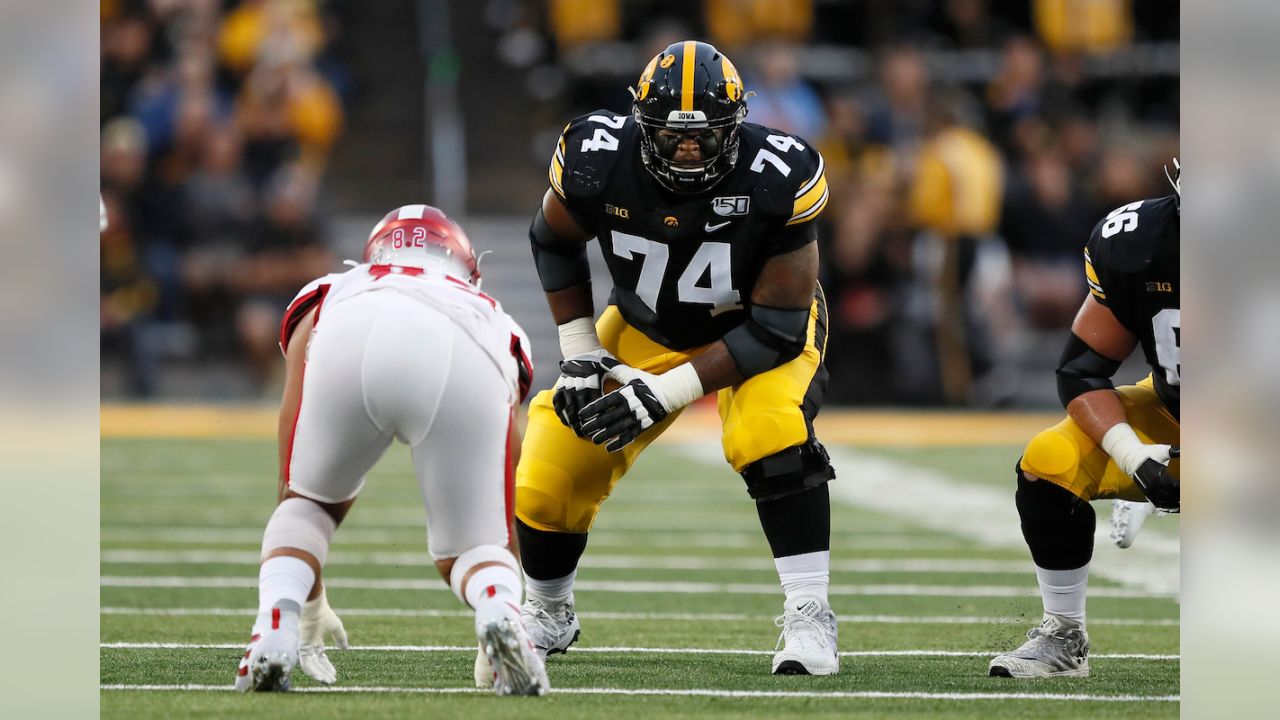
left=514, top=40, right=839, bottom=677
left=989, top=164, right=1181, bottom=679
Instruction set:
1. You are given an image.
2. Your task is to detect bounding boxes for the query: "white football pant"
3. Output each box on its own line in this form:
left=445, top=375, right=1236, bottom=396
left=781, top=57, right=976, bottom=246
left=285, top=291, right=513, bottom=559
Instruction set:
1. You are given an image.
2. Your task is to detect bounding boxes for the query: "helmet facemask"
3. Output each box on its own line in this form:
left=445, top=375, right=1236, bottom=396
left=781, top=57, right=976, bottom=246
left=635, top=107, right=745, bottom=194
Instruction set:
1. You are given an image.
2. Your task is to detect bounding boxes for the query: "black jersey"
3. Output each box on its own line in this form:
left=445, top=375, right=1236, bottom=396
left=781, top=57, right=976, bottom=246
left=1084, top=195, right=1180, bottom=418
left=549, top=109, right=828, bottom=349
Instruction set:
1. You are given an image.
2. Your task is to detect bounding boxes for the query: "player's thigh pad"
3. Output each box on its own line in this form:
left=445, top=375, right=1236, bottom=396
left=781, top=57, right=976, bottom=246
left=718, top=297, right=826, bottom=472
left=287, top=295, right=395, bottom=503
left=1020, top=377, right=1179, bottom=502
left=402, top=327, right=515, bottom=560
left=516, top=389, right=680, bottom=533
left=515, top=307, right=695, bottom=534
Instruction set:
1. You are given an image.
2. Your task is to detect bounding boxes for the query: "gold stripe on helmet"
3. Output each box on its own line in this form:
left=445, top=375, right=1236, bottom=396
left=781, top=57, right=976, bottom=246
left=681, top=40, right=696, bottom=111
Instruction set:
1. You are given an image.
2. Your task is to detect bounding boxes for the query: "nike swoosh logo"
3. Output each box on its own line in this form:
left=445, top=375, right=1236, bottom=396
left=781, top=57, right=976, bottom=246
left=705, top=221, right=731, bottom=232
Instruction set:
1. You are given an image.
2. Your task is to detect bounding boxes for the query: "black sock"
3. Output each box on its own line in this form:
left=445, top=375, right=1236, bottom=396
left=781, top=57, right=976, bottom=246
left=515, top=518, right=588, bottom=580
left=756, top=484, right=831, bottom=558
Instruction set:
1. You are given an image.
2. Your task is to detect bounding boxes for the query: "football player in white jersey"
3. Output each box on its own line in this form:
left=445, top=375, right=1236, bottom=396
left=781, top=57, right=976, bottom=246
left=233, top=204, right=547, bottom=696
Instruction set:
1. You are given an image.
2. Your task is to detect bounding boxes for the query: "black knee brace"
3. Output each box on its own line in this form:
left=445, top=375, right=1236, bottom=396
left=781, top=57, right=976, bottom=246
left=1015, top=461, right=1095, bottom=570
left=515, top=518, right=588, bottom=581
left=739, top=440, right=836, bottom=501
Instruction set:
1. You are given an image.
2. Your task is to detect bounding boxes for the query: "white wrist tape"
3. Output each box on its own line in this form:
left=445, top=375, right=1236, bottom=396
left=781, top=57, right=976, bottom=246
left=650, top=363, right=704, bottom=412
left=1100, top=423, right=1170, bottom=477
left=557, top=317, right=603, bottom=358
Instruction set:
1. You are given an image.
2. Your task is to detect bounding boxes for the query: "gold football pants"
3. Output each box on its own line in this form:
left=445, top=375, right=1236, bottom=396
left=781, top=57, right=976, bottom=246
left=1019, top=376, right=1180, bottom=501
left=516, top=298, right=828, bottom=533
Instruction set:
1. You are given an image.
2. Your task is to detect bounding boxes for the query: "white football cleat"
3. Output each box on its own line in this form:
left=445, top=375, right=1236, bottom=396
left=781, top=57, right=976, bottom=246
left=771, top=595, right=840, bottom=675
left=520, top=598, right=581, bottom=660
left=477, top=598, right=549, bottom=696
left=234, top=600, right=302, bottom=692
left=988, top=613, right=1090, bottom=678
left=1111, top=499, right=1158, bottom=549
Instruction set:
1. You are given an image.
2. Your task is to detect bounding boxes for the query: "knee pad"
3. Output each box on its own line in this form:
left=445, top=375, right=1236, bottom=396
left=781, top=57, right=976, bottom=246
left=739, top=440, right=835, bottom=502
left=449, top=544, right=520, bottom=608
left=261, top=497, right=337, bottom=565
left=1020, top=429, right=1080, bottom=486
left=1015, top=464, right=1094, bottom=570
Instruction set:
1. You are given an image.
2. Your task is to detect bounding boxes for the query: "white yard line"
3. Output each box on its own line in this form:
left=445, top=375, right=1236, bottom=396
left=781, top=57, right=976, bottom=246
left=101, top=527, right=964, bottom=551
left=98, top=606, right=1178, bottom=626
left=100, top=549, right=1037, bottom=574
left=99, top=575, right=1172, bottom=598
left=98, top=684, right=1179, bottom=702
left=670, top=441, right=1180, bottom=596
left=99, top=641, right=1179, bottom=661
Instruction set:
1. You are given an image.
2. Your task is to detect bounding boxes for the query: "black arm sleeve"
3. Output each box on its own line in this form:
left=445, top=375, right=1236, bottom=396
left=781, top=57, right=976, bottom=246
left=723, top=304, right=811, bottom=378
left=529, top=208, right=591, bottom=293
left=1055, top=332, right=1123, bottom=407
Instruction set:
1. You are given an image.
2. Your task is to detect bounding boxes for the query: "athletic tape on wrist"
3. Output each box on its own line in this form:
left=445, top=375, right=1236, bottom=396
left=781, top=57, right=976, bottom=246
left=558, top=317, right=603, bottom=358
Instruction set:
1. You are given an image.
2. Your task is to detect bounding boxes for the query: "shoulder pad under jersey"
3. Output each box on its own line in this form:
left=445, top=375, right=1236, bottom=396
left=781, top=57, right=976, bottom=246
left=734, top=123, right=828, bottom=225
left=1087, top=195, right=1178, bottom=274
left=548, top=109, right=635, bottom=200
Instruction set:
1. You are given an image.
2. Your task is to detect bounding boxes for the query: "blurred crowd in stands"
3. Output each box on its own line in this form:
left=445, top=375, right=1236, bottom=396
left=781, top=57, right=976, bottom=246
left=521, top=0, right=1178, bottom=405
left=102, top=0, right=1178, bottom=406
left=101, top=0, right=347, bottom=394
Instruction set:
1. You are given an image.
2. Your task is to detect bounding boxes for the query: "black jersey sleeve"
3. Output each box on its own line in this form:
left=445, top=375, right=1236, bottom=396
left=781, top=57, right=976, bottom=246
left=744, top=127, right=828, bottom=256
left=1083, top=197, right=1172, bottom=329
left=547, top=109, right=631, bottom=231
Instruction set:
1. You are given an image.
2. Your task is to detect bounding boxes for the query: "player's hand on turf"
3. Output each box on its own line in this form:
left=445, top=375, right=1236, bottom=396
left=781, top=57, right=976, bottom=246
left=1131, top=446, right=1180, bottom=513
left=298, top=587, right=348, bottom=685
left=552, top=349, right=619, bottom=437
left=579, top=366, right=672, bottom=452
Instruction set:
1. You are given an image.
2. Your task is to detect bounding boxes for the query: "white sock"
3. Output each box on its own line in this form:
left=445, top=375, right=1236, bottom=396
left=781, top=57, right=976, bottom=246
left=255, top=555, right=314, bottom=632
left=775, top=550, right=830, bottom=605
left=1035, top=564, right=1089, bottom=626
left=524, top=570, right=576, bottom=607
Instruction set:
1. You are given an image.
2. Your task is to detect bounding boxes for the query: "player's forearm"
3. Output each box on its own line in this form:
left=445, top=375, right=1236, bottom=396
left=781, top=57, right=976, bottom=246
left=688, top=341, right=745, bottom=394
left=546, top=284, right=595, bottom=326
left=1066, top=389, right=1129, bottom=447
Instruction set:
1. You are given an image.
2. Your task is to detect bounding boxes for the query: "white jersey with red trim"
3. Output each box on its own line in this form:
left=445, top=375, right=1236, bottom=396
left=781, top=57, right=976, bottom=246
left=280, top=263, right=534, bottom=404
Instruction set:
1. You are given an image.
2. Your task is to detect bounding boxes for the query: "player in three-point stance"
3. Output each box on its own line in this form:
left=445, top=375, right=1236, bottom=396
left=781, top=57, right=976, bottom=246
left=234, top=204, right=548, bottom=696
left=514, top=40, right=840, bottom=676
left=989, top=163, right=1181, bottom=678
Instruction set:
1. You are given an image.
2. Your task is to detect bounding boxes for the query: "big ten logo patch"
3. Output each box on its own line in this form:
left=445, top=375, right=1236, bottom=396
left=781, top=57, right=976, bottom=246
left=606, top=204, right=630, bottom=220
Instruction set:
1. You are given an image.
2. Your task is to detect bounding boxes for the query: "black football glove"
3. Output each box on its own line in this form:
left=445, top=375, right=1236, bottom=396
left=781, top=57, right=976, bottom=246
left=579, top=378, right=669, bottom=452
left=552, top=350, right=618, bottom=437
left=1131, top=446, right=1180, bottom=513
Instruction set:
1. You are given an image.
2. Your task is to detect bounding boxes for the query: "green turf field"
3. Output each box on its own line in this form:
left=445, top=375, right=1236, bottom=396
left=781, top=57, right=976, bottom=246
left=101, top=429, right=1179, bottom=718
